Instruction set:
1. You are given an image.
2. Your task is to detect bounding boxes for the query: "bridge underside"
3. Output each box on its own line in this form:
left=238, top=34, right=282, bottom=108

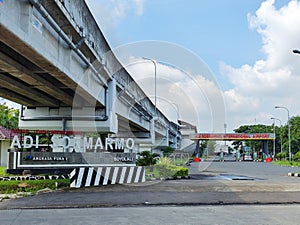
left=0, top=0, right=180, bottom=153
left=0, top=32, right=101, bottom=109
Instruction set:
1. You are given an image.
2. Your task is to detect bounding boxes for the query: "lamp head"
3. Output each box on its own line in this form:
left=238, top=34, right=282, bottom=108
left=293, top=49, right=300, bottom=54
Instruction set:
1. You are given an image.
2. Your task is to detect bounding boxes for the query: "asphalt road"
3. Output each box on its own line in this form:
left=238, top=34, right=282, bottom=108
left=1, top=159, right=300, bottom=224
left=1, top=159, right=300, bottom=209
left=1, top=205, right=300, bottom=225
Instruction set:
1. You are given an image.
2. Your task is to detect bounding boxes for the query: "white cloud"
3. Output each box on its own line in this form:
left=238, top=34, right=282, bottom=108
left=124, top=57, right=225, bottom=132
left=98, top=0, right=300, bottom=132
left=247, top=0, right=300, bottom=70
left=133, top=0, right=144, bottom=16
left=221, top=0, right=300, bottom=130
left=85, top=0, right=144, bottom=32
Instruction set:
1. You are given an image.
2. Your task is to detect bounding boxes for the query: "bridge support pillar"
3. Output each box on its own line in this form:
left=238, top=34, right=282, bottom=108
left=262, top=140, right=269, bottom=158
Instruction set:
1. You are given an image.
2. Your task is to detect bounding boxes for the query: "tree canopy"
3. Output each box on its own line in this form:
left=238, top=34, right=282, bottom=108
left=0, top=103, right=19, bottom=129
left=233, top=116, right=300, bottom=156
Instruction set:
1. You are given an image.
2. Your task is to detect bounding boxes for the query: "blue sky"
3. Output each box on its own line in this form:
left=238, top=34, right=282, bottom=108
left=2, top=0, right=299, bottom=133
left=1, top=0, right=298, bottom=134
left=86, top=0, right=300, bottom=132
left=115, top=0, right=264, bottom=73
left=89, top=0, right=289, bottom=89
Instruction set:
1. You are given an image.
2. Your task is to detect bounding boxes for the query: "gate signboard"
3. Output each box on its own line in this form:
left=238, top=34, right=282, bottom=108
left=6, top=129, right=138, bottom=176
left=191, top=133, right=274, bottom=160
left=9, top=129, right=135, bottom=153
left=8, top=152, right=136, bottom=169
left=192, top=133, right=275, bottom=140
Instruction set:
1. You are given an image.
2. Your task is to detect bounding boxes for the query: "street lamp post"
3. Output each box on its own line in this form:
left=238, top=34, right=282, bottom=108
left=142, top=57, right=157, bottom=117
left=224, top=123, right=227, bottom=146
left=275, top=106, right=291, bottom=161
left=292, top=49, right=300, bottom=54
left=171, top=102, right=180, bottom=150
left=271, top=120, right=276, bottom=159
left=270, top=117, right=283, bottom=153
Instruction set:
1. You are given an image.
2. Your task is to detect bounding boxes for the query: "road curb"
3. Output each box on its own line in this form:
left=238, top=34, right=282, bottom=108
left=288, top=172, right=300, bottom=177
left=0, top=175, right=69, bottom=181
left=146, top=175, right=190, bottom=181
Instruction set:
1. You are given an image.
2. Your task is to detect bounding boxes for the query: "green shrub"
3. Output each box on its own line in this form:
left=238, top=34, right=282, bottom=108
left=136, top=151, right=159, bottom=166
left=153, top=163, right=188, bottom=178
left=0, top=167, right=7, bottom=176
left=276, top=152, right=287, bottom=160
left=293, top=151, right=300, bottom=162
left=154, top=164, right=176, bottom=178
left=144, top=156, right=189, bottom=178
left=175, top=167, right=188, bottom=177
left=157, top=157, right=173, bottom=166
left=160, top=146, right=174, bottom=156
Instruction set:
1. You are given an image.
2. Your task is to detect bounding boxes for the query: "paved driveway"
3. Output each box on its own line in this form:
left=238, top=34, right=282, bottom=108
left=1, top=160, right=300, bottom=209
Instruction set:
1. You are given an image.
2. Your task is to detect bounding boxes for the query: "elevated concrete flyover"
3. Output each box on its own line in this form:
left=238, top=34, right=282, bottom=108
left=0, top=0, right=180, bottom=151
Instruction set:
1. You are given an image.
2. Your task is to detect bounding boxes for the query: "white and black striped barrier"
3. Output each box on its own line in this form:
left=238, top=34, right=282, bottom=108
left=70, top=166, right=145, bottom=188
left=288, top=172, right=300, bottom=177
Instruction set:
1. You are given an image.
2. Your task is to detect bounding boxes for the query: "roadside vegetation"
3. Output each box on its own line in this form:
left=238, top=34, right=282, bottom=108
left=273, top=160, right=300, bottom=167
left=136, top=151, right=189, bottom=179
left=273, top=151, right=300, bottom=167
left=151, top=157, right=188, bottom=178
left=0, top=103, right=19, bottom=129
left=0, top=179, right=70, bottom=194
left=233, top=119, right=300, bottom=164
left=0, top=166, right=7, bottom=176
left=0, top=166, right=70, bottom=194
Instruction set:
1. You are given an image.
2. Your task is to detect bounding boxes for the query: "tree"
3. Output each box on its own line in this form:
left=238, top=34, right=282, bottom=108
left=0, top=103, right=19, bottom=129
left=233, top=124, right=274, bottom=155
left=232, top=118, right=300, bottom=158
left=160, top=146, right=174, bottom=156
left=293, top=151, right=300, bottom=162
left=288, top=116, right=300, bottom=155
left=271, top=116, right=300, bottom=157
left=276, top=152, right=286, bottom=160
left=136, top=151, right=160, bottom=166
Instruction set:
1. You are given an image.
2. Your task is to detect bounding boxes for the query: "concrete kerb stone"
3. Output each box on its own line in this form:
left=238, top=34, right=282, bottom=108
left=0, top=175, right=68, bottom=201
left=0, top=192, right=34, bottom=202
left=0, top=174, right=70, bottom=181
left=0, top=175, right=67, bottom=201
left=288, top=172, right=300, bottom=177
left=146, top=175, right=190, bottom=181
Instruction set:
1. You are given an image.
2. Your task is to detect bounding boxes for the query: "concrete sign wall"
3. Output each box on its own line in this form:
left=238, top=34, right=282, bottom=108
left=7, top=129, right=138, bottom=174
left=9, top=129, right=135, bottom=153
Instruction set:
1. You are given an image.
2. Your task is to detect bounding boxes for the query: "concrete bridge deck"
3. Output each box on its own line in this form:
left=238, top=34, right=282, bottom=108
left=0, top=0, right=181, bottom=151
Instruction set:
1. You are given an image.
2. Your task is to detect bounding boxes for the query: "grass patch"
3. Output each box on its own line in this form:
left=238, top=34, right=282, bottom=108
left=0, top=166, right=70, bottom=194
left=0, top=166, right=7, bottom=176
left=145, top=167, right=160, bottom=178
left=273, top=160, right=300, bottom=167
left=0, top=179, right=70, bottom=194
